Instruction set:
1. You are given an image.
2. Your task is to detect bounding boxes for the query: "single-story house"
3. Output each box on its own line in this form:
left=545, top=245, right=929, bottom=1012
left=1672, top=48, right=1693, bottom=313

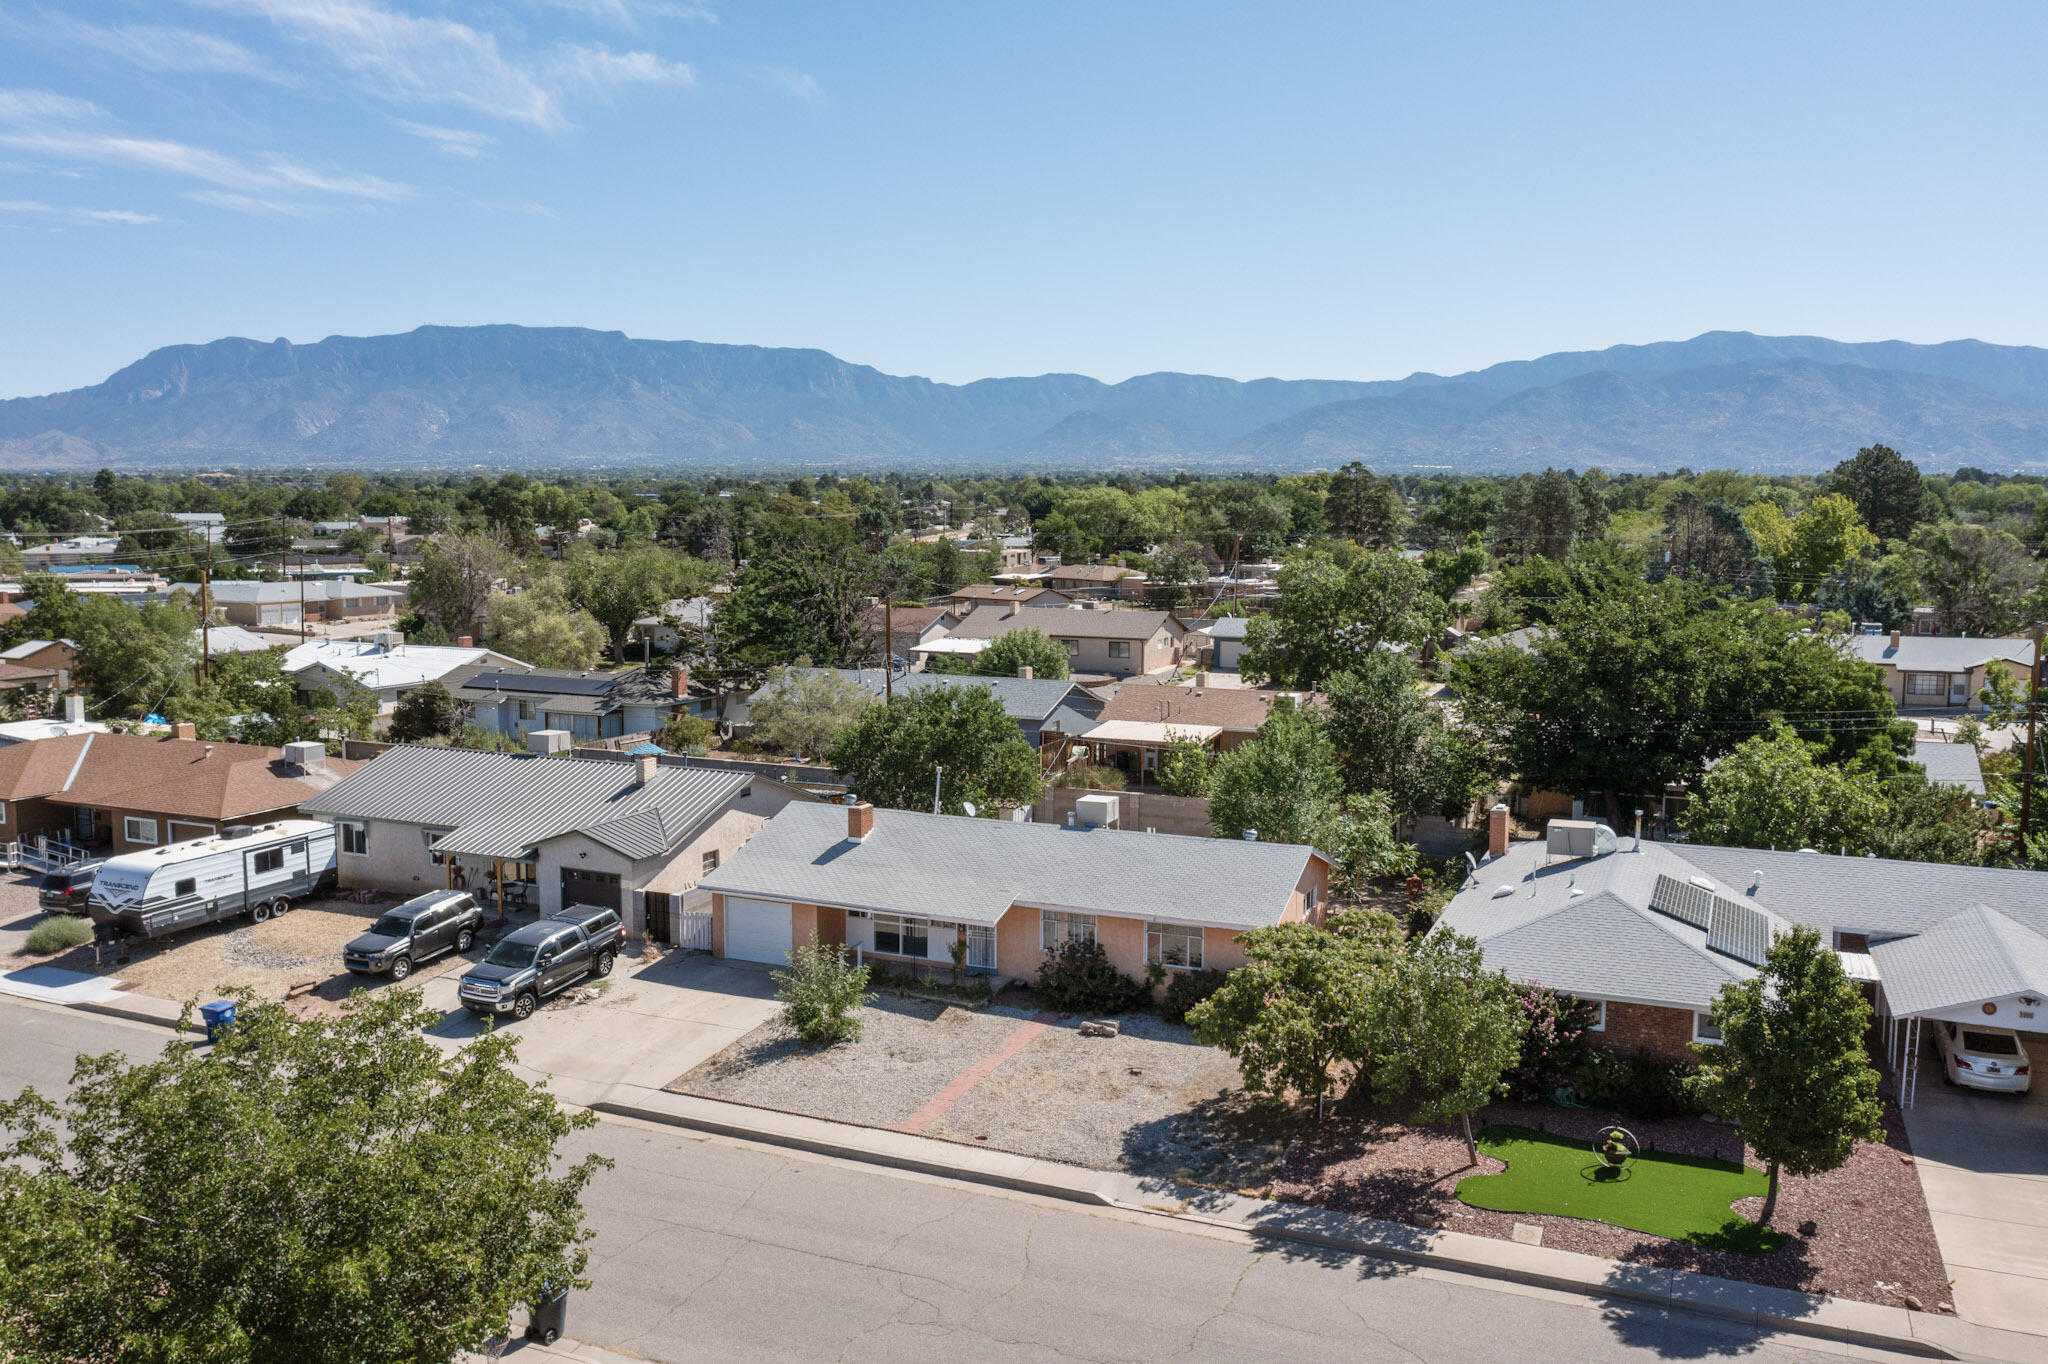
left=0, top=728, right=359, bottom=858
left=298, top=744, right=820, bottom=934
left=631, top=596, right=717, bottom=653
left=1078, top=680, right=1293, bottom=778
left=1199, top=616, right=1251, bottom=671
left=1045, top=564, right=1143, bottom=598
left=744, top=668, right=1102, bottom=748
left=284, top=636, right=527, bottom=715
left=857, top=604, right=958, bottom=670
left=0, top=639, right=77, bottom=676
left=198, top=625, right=285, bottom=657
left=923, top=605, right=1191, bottom=679
left=456, top=665, right=704, bottom=743
left=699, top=801, right=1329, bottom=984
left=171, top=580, right=404, bottom=627
left=0, top=662, right=61, bottom=702
left=23, top=536, right=121, bottom=568
left=947, top=584, right=1072, bottom=613
left=1437, top=809, right=2048, bottom=1104
left=168, top=512, right=227, bottom=543
left=1913, top=739, right=1985, bottom=795
left=1844, top=631, right=2034, bottom=712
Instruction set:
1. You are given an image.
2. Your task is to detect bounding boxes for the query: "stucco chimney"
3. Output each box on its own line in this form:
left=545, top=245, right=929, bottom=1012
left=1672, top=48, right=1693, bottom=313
left=1488, top=803, right=1510, bottom=859
left=172, top=721, right=197, bottom=741
left=847, top=801, right=874, bottom=842
left=634, top=753, right=659, bottom=786
left=1889, top=630, right=1901, bottom=649
left=1018, top=665, right=1033, bottom=680
left=63, top=693, right=84, bottom=724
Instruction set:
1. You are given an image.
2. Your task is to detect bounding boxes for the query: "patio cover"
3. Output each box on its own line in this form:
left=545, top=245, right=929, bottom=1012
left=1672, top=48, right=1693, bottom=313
left=910, top=637, right=992, bottom=655
left=1081, top=720, right=1224, bottom=745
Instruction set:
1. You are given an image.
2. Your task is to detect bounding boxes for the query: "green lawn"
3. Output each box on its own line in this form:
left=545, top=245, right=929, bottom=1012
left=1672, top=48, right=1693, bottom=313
left=1455, top=1125, right=1783, bottom=1254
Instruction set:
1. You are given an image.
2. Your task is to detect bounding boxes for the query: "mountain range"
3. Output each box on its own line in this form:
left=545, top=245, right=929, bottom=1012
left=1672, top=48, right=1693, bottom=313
left=5, top=326, right=2048, bottom=473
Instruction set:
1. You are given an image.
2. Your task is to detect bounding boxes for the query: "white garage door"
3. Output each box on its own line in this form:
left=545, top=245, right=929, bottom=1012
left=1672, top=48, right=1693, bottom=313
left=723, top=897, right=793, bottom=965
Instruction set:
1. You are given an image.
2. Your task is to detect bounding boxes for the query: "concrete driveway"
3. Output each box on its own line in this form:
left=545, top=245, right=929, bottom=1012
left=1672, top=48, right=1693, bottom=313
left=1901, top=1027, right=2048, bottom=1334
left=424, top=951, right=780, bottom=1106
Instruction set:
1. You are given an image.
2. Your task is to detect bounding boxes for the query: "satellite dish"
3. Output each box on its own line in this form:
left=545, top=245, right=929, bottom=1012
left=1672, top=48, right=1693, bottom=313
left=962, top=801, right=979, bottom=818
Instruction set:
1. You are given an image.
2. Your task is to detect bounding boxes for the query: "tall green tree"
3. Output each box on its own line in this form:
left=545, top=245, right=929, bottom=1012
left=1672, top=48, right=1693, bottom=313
left=828, top=684, right=1044, bottom=813
left=1689, top=926, right=1884, bottom=1226
left=1322, top=651, right=1480, bottom=818
left=749, top=667, right=874, bottom=760
left=972, top=627, right=1070, bottom=679
left=723, top=528, right=889, bottom=667
left=486, top=574, right=607, bottom=670
left=1239, top=546, right=1443, bottom=688
left=0, top=990, right=608, bottom=1364
left=1188, top=909, right=1405, bottom=1109
left=566, top=546, right=717, bottom=662
left=1207, top=702, right=1343, bottom=845
left=1828, top=444, right=1927, bottom=543
left=1324, top=462, right=1405, bottom=548
left=1910, top=523, right=2041, bottom=637
left=1361, top=930, right=1525, bottom=1163
left=1683, top=724, right=1886, bottom=852
left=406, top=533, right=513, bottom=640
left=387, top=681, right=462, bottom=743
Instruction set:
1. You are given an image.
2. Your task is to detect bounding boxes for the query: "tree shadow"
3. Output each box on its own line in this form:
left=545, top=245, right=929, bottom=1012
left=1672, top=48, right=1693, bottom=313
left=1117, top=1088, right=1306, bottom=1204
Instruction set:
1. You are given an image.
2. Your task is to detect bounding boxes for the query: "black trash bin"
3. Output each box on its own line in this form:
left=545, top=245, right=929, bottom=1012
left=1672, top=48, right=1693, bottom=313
left=526, top=1287, right=568, bottom=1345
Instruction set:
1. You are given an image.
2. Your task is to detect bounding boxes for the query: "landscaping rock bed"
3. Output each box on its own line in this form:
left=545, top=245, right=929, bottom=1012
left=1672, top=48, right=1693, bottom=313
left=1273, top=1096, right=1949, bottom=1312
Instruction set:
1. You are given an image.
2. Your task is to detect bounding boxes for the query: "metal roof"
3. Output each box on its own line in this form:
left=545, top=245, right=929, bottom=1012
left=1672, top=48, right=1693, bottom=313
left=1869, top=906, right=2048, bottom=1017
left=699, top=802, right=1322, bottom=930
left=299, top=746, right=747, bottom=861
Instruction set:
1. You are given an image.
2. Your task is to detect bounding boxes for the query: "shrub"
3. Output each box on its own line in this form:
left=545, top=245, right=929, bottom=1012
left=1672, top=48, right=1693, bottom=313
left=1572, top=1049, right=1704, bottom=1121
left=773, top=935, right=872, bottom=1047
left=1035, top=939, right=1149, bottom=1015
left=1502, top=985, right=1599, bottom=1101
left=1160, top=968, right=1229, bottom=1025
left=24, top=915, right=93, bottom=955
left=1051, top=764, right=1126, bottom=791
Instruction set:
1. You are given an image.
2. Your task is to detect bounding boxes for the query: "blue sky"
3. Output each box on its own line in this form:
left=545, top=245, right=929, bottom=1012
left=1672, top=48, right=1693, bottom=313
left=2, top=2, right=2045, bottom=398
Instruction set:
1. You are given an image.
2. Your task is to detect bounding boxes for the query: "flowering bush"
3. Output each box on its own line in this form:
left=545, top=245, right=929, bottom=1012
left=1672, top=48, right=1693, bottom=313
left=1503, top=984, right=1599, bottom=1100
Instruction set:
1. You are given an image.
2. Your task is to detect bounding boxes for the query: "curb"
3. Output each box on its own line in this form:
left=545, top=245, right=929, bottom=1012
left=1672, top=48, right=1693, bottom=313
left=70, top=994, right=203, bottom=1034
left=593, top=1090, right=2021, bottom=1363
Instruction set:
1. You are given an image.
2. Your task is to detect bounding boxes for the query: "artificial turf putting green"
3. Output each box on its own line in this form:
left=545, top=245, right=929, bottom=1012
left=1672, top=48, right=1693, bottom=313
left=1455, top=1125, right=1783, bottom=1254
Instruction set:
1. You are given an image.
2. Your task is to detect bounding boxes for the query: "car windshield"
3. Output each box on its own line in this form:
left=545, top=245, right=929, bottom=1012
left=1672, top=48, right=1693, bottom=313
left=368, top=915, right=414, bottom=938
left=484, top=939, right=537, bottom=968
left=1962, top=1031, right=2021, bottom=1056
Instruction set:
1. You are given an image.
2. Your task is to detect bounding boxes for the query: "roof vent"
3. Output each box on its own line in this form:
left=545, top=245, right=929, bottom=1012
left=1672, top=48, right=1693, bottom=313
left=1491, top=884, right=1514, bottom=899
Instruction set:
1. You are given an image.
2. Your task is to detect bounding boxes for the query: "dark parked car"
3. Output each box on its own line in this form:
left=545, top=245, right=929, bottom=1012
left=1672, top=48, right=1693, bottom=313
left=38, top=862, right=103, bottom=915
left=343, top=891, right=485, bottom=981
left=457, top=905, right=623, bottom=1021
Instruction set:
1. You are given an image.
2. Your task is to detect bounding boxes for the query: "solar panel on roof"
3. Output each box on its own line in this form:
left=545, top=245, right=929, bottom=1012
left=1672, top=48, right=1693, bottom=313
left=1649, top=874, right=1713, bottom=929
left=1706, top=899, right=1774, bottom=967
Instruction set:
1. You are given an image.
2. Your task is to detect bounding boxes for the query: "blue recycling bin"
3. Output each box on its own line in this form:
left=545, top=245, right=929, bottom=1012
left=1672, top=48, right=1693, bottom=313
left=199, top=1000, right=237, bottom=1041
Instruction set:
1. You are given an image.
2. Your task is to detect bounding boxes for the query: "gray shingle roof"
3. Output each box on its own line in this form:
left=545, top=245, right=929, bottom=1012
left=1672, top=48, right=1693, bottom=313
left=1913, top=739, right=1985, bottom=794
left=752, top=668, right=1096, bottom=724
left=1844, top=635, right=2034, bottom=672
left=299, top=745, right=746, bottom=861
left=1869, top=906, right=2048, bottom=1017
left=699, top=802, right=1320, bottom=930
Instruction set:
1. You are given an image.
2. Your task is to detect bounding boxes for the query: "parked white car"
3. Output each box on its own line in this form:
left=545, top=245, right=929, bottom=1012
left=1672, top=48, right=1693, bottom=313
left=1933, top=1021, right=2032, bottom=1094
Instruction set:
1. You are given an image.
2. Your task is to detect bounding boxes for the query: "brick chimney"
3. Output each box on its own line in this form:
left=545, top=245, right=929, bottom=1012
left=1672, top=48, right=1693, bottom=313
left=847, top=800, right=874, bottom=842
left=172, top=721, right=197, bottom=741
left=1488, top=802, right=1510, bottom=859
left=671, top=665, right=690, bottom=697
left=455, top=635, right=473, bottom=648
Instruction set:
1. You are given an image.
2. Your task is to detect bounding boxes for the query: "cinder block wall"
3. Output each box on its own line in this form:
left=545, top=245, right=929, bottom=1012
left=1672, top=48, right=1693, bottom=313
left=1032, top=788, right=1212, bottom=838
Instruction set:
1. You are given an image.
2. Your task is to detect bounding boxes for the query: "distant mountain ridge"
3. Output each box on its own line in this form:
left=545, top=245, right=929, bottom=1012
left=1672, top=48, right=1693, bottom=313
left=4, top=325, right=2046, bottom=473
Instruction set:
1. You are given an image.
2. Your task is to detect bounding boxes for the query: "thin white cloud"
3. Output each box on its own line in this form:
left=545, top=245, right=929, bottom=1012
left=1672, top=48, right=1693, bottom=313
left=18, top=13, right=282, bottom=81
left=546, top=43, right=694, bottom=92
left=533, top=0, right=716, bottom=28
left=184, top=189, right=318, bottom=216
left=390, top=119, right=495, bottom=158
left=0, top=87, right=408, bottom=208
left=0, top=198, right=162, bottom=224
left=750, top=64, right=823, bottom=105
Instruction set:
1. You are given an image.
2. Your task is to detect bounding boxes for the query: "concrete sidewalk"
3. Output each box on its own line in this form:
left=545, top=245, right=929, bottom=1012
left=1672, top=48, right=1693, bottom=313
left=597, top=1085, right=2048, bottom=1364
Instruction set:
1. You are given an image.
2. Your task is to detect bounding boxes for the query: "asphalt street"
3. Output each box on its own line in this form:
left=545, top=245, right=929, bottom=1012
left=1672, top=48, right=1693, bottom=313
left=0, top=997, right=1897, bottom=1363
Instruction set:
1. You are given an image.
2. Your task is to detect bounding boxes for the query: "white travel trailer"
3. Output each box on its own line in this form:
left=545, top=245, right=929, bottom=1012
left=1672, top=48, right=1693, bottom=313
left=87, top=819, right=337, bottom=940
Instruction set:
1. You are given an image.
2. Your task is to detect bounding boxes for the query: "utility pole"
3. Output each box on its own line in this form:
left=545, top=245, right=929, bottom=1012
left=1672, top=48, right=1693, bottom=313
left=2020, top=623, right=2044, bottom=854
left=884, top=599, right=894, bottom=700
left=199, top=543, right=212, bottom=682
left=288, top=513, right=308, bottom=637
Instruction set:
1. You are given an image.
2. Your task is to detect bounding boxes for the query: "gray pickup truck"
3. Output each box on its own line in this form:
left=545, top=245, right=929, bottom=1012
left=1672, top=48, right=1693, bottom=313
left=456, top=905, right=624, bottom=1021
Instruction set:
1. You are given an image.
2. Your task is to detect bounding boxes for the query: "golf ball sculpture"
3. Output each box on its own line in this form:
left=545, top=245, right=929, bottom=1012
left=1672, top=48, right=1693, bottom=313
left=1594, top=1125, right=1640, bottom=1170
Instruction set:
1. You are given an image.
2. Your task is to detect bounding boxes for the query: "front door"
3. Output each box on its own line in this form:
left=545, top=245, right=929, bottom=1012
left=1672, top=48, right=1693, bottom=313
left=1950, top=674, right=1969, bottom=706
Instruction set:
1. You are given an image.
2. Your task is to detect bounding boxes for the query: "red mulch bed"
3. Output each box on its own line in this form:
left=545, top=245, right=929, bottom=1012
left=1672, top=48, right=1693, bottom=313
left=1271, top=1096, right=1951, bottom=1313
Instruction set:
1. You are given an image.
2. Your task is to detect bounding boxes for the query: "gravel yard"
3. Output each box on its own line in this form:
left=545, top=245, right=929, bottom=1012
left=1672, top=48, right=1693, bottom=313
left=1274, top=1097, right=1949, bottom=1312
left=672, top=998, right=1272, bottom=1178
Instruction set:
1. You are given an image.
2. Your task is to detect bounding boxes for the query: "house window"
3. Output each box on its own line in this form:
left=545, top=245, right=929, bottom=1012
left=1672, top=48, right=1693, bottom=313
left=174, top=877, right=196, bottom=898
left=1041, top=910, right=1097, bottom=952
left=340, top=822, right=368, bottom=856
left=1906, top=672, right=1944, bottom=696
left=1693, top=1012, right=1724, bottom=1045
left=872, top=915, right=929, bottom=958
left=1107, top=641, right=1131, bottom=660
left=701, top=849, right=720, bottom=875
left=1304, top=884, right=1318, bottom=915
left=0, top=800, right=7, bottom=826
left=1061, top=638, right=1079, bottom=655
left=1584, top=1000, right=1607, bottom=1032
left=516, top=700, right=533, bottom=721
left=124, top=817, right=158, bottom=845
left=1146, top=921, right=1204, bottom=970
left=253, top=848, right=284, bottom=874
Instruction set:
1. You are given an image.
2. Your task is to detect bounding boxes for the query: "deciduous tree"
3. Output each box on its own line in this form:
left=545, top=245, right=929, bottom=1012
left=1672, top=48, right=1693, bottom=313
left=828, top=684, right=1043, bottom=813
left=1361, top=930, right=1525, bottom=1163
left=1239, top=547, right=1443, bottom=688
left=972, top=627, right=1070, bottom=679
left=1683, top=724, right=1886, bottom=852
left=749, top=667, right=874, bottom=761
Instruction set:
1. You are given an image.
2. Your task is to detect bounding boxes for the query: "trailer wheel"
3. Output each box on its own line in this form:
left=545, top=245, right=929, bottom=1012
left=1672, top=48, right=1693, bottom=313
left=251, top=902, right=273, bottom=923
left=271, top=897, right=290, bottom=916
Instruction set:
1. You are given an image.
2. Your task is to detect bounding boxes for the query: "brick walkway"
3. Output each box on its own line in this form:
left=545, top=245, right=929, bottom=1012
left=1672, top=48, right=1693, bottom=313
left=893, top=1010, right=1058, bottom=1136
